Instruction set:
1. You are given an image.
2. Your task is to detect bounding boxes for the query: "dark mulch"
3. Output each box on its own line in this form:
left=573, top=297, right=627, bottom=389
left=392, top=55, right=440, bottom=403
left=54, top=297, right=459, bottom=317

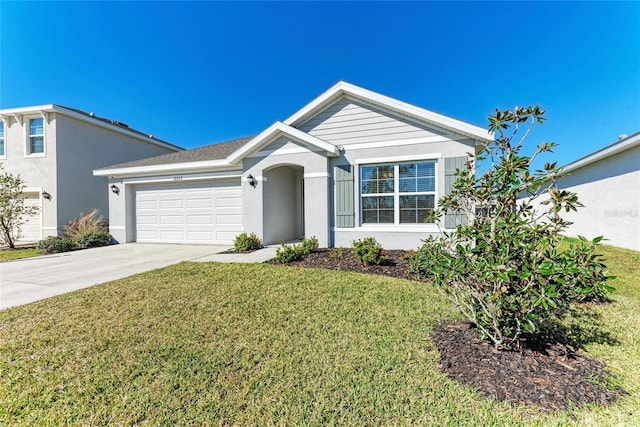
left=267, top=248, right=625, bottom=411
left=433, top=321, right=625, bottom=411
left=266, top=248, right=421, bottom=282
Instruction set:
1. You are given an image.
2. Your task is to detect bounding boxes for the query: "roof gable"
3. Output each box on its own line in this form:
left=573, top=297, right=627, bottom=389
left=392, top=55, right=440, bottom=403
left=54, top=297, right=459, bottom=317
left=227, top=122, right=339, bottom=164
left=284, top=81, right=492, bottom=143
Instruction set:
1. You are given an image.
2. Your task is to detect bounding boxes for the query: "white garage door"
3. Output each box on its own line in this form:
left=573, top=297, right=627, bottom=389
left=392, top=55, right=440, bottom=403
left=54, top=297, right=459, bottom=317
left=19, top=193, right=42, bottom=242
left=135, top=180, right=242, bottom=244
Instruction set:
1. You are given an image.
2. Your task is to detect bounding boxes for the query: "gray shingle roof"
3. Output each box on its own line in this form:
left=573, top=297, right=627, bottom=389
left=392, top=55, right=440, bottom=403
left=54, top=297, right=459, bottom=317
left=96, top=136, right=253, bottom=170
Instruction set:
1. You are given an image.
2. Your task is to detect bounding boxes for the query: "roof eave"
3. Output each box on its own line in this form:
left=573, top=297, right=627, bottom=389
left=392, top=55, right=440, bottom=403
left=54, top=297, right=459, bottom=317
left=563, top=131, right=640, bottom=173
left=94, top=159, right=232, bottom=177
left=0, top=104, right=182, bottom=152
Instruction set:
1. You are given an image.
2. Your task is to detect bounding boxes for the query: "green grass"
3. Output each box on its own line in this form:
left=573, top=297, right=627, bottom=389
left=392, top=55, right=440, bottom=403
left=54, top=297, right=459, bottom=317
left=0, top=245, right=638, bottom=425
left=0, top=248, right=43, bottom=262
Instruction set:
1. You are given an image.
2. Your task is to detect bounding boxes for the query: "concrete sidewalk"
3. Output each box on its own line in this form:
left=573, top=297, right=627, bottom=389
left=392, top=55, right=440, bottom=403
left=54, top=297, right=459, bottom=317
left=0, top=244, right=269, bottom=310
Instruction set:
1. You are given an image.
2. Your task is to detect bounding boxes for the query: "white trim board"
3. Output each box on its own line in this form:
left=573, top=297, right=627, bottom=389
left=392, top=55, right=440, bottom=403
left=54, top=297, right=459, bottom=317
left=355, top=153, right=441, bottom=165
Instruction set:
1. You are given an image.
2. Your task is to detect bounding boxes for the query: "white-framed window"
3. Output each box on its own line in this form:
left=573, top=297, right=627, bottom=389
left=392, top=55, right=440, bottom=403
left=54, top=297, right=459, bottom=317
left=27, top=117, right=45, bottom=156
left=0, top=121, right=5, bottom=158
left=360, top=160, right=436, bottom=224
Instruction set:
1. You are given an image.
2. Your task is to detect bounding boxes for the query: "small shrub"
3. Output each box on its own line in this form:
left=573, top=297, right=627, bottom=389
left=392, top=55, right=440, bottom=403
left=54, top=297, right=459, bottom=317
left=75, top=231, right=111, bottom=249
left=234, top=232, right=262, bottom=252
left=353, top=237, right=387, bottom=265
left=330, top=247, right=346, bottom=259
left=37, top=236, right=76, bottom=254
left=275, top=241, right=303, bottom=264
left=65, top=209, right=108, bottom=240
left=299, top=236, right=319, bottom=254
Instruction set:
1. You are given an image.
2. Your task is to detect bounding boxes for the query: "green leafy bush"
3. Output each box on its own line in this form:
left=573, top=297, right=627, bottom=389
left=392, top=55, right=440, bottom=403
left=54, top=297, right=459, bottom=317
left=411, top=106, right=614, bottom=349
left=300, top=236, right=319, bottom=254
left=274, top=236, right=320, bottom=263
left=352, top=237, right=387, bottom=265
left=37, top=236, right=76, bottom=254
left=75, top=231, right=112, bottom=249
left=275, top=242, right=302, bottom=264
left=233, top=232, right=262, bottom=252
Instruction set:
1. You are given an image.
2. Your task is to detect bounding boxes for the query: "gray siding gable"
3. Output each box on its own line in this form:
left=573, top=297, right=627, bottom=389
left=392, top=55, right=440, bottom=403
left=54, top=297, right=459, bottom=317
left=297, top=96, right=450, bottom=146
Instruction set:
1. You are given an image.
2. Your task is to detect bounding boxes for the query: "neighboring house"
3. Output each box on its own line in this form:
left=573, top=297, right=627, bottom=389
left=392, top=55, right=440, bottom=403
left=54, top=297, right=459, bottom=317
left=95, top=81, right=492, bottom=249
left=543, top=132, right=639, bottom=251
left=0, top=105, right=182, bottom=242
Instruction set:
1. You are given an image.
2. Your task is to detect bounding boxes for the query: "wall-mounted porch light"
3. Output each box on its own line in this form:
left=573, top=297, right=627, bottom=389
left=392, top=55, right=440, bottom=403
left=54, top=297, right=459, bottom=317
left=42, top=191, right=52, bottom=200
left=110, top=184, right=120, bottom=195
left=247, top=174, right=257, bottom=188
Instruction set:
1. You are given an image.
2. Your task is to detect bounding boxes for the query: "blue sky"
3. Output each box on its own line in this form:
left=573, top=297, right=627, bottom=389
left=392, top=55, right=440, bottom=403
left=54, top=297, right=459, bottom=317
left=1, top=1, right=639, bottom=167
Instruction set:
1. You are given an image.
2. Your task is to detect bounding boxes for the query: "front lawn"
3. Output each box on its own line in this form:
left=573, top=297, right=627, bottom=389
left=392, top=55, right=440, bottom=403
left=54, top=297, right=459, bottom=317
left=0, top=246, right=638, bottom=425
left=0, top=247, right=43, bottom=262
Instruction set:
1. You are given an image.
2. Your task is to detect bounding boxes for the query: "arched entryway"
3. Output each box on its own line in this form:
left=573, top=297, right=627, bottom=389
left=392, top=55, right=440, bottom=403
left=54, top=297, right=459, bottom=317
left=263, top=165, right=304, bottom=245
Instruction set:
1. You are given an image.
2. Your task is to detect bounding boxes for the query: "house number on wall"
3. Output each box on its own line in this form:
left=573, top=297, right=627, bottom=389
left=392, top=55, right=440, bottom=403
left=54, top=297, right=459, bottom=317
left=173, top=176, right=183, bottom=181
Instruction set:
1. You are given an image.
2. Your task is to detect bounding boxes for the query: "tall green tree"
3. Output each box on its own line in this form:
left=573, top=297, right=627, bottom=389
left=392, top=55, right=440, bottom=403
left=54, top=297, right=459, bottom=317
left=411, top=106, right=613, bottom=349
left=0, top=166, right=39, bottom=249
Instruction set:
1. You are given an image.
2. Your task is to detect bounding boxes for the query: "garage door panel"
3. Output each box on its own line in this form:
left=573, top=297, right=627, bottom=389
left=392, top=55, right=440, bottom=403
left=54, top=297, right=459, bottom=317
left=187, top=198, right=213, bottom=208
left=217, top=214, right=241, bottom=225
left=159, top=199, right=184, bottom=209
left=136, top=215, right=158, bottom=225
left=187, top=215, right=214, bottom=225
left=135, top=181, right=241, bottom=244
left=216, top=197, right=241, bottom=208
left=160, top=215, right=184, bottom=225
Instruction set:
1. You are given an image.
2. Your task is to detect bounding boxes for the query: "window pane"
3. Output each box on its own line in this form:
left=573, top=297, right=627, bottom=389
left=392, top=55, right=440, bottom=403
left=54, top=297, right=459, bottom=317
left=361, top=165, right=394, bottom=194
left=362, top=196, right=394, bottom=223
left=416, top=177, right=435, bottom=192
left=0, top=140, right=4, bottom=156
left=398, top=163, right=416, bottom=178
left=399, top=177, right=416, bottom=192
left=378, top=210, right=394, bottom=223
left=30, top=137, right=44, bottom=153
left=30, top=118, right=43, bottom=136
left=0, top=122, right=4, bottom=138
left=400, top=195, right=434, bottom=223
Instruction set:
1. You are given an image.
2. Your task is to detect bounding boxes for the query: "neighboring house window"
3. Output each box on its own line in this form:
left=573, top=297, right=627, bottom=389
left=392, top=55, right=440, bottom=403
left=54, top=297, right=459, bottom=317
left=28, top=118, right=45, bottom=154
left=0, top=122, right=5, bottom=157
left=361, top=161, right=436, bottom=224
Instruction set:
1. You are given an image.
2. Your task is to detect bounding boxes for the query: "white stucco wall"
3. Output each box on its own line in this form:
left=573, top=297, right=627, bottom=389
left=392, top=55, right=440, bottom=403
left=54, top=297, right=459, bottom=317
left=0, top=109, right=179, bottom=241
left=0, top=114, right=59, bottom=238
left=242, top=136, right=331, bottom=247
left=55, top=114, right=178, bottom=229
left=552, top=145, right=640, bottom=251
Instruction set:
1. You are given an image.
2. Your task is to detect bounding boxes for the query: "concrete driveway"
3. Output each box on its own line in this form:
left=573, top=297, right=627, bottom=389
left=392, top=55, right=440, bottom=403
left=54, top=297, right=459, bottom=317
left=0, top=243, right=230, bottom=310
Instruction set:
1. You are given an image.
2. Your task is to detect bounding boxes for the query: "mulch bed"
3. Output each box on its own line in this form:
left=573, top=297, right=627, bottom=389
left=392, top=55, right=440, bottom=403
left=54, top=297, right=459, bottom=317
left=267, top=248, right=625, bottom=411
left=266, top=248, right=421, bottom=282
left=433, top=321, right=624, bottom=411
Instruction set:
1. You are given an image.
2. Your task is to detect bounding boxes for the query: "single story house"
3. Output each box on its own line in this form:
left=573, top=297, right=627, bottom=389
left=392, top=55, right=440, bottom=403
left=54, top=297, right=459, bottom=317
left=94, top=81, right=492, bottom=249
left=549, top=132, right=639, bottom=251
left=0, top=105, right=181, bottom=242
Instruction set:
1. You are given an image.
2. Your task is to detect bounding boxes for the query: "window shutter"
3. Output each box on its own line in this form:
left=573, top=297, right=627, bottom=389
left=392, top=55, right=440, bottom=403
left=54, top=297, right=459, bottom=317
left=444, top=156, right=468, bottom=229
left=334, top=164, right=355, bottom=228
